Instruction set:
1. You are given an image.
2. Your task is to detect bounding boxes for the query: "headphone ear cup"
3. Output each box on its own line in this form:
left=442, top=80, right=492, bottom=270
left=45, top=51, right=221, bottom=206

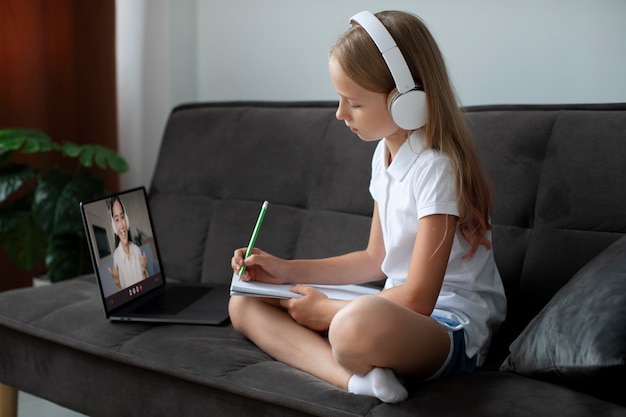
left=388, top=88, right=428, bottom=130
left=125, top=214, right=130, bottom=232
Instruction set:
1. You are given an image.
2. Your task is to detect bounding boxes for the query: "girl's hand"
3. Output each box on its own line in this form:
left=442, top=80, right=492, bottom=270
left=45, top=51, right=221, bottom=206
left=279, top=286, right=343, bottom=331
left=231, top=247, right=288, bottom=284
left=108, top=264, right=122, bottom=290
left=140, top=252, right=148, bottom=276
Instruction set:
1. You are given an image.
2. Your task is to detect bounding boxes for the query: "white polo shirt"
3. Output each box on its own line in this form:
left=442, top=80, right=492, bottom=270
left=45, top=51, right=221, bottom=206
left=369, top=131, right=507, bottom=365
left=113, top=242, right=145, bottom=289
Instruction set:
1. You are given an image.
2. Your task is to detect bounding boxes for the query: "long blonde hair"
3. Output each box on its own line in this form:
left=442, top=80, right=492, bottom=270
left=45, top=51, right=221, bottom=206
left=331, top=10, right=493, bottom=258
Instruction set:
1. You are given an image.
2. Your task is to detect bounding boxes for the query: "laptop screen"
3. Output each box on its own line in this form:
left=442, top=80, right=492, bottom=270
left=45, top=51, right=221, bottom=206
left=81, top=187, right=164, bottom=314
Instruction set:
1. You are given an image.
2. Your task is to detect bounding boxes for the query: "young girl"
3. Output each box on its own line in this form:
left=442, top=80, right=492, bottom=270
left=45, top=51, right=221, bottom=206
left=229, top=10, right=506, bottom=403
left=108, top=195, right=148, bottom=290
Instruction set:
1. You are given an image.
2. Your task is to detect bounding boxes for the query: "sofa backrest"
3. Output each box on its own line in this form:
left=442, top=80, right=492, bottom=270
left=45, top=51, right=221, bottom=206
left=149, top=102, right=376, bottom=284
left=149, top=102, right=626, bottom=361
left=465, top=104, right=626, bottom=358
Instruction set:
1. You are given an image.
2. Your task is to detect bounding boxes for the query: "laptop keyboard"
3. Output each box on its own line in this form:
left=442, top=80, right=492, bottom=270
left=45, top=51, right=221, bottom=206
left=132, top=286, right=210, bottom=315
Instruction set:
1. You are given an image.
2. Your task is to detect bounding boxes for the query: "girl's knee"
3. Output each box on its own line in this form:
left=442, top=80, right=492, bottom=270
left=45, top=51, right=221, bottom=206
left=229, top=296, right=282, bottom=334
left=329, top=295, right=382, bottom=359
left=228, top=295, right=255, bottom=332
left=331, top=295, right=386, bottom=329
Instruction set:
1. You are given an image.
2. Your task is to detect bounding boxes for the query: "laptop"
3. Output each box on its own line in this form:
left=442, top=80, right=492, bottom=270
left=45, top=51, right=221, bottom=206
left=80, top=186, right=230, bottom=325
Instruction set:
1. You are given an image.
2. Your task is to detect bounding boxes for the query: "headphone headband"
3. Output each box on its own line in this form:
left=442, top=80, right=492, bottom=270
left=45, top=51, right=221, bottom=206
left=350, top=11, right=415, bottom=94
left=348, top=10, right=427, bottom=130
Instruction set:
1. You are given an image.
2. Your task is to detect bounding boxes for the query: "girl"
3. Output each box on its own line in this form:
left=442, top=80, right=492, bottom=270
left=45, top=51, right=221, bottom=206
left=108, top=195, right=148, bottom=290
left=229, top=10, right=506, bottom=403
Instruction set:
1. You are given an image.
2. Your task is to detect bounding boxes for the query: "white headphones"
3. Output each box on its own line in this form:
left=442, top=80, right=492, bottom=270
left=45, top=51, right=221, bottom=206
left=349, top=11, right=427, bottom=130
left=109, top=197, right=130, bottom=235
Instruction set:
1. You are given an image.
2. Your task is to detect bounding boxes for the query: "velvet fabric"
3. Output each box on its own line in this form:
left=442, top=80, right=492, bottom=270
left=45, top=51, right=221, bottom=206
left=501, top=235, right=626, bottom=404
left=1, top=102, right=626, bottom=416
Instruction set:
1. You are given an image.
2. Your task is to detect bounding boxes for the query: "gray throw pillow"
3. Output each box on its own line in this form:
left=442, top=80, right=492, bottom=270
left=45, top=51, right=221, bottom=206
left=500, top=235, right=626, bottom=402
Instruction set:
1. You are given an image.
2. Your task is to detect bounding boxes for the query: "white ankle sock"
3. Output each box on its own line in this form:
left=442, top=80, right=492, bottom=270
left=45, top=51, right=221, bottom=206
left=348, top=367, right=408, bottom=403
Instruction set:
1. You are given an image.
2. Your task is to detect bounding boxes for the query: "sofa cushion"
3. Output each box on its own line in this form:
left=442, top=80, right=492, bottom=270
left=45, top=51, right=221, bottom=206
left=500, top=235, right=626, bottom=403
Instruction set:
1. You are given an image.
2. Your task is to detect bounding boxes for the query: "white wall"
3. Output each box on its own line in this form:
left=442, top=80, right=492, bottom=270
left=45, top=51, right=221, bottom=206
left=116, top=0, right=626, bottom=189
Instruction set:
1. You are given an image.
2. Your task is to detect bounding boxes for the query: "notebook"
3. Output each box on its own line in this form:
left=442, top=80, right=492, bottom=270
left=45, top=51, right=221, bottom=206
left=80, top=186, right=230, bottom=325
left=230, top=272, right=380, bottom=300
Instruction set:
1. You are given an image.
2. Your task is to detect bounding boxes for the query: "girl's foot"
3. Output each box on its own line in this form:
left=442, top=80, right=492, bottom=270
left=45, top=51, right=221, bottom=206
left=348, top=367, right=408, bottom=403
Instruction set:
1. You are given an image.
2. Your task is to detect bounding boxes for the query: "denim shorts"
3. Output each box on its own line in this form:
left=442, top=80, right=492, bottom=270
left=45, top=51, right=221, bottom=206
left=425, top=316, right=477, bottom=381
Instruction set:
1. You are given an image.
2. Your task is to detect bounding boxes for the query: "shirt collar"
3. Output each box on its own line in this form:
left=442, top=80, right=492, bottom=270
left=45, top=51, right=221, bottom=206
left=384, top=131, right=427, bottom=181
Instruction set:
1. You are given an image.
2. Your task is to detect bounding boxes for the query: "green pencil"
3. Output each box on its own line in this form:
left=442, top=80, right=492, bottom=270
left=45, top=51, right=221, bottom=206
left=239, top=201, right=269, bottom=277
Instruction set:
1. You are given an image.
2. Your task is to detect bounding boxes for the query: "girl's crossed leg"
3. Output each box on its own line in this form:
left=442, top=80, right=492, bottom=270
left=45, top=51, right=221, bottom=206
left=228, top=294, right=451, bottom=403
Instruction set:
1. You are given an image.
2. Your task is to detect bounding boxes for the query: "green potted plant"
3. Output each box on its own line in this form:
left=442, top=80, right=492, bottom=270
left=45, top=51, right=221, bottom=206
left=0, top=129, right=128, bottom=282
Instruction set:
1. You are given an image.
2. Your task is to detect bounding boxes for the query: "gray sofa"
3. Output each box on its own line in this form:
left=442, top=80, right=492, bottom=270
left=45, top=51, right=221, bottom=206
left=1, top=102, right=625, bottom=417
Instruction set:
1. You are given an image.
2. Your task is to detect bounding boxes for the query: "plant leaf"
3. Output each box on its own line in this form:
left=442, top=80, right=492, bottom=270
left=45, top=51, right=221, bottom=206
left=57, top=172, right=106, bottom=234
left=0, top=194, right=32, bottom=233
left=60, top=143, right=128, bottom=173
left=94, top=146, right=108, bottom=169
left=106, top=151, right=129, bottom=173
left=0, top=129, right=54, bottom=153
left=62, top=142, right=81, bottom=158
left=77, top=145, right=95, bottom=168
left=46, top=233, right=93, bottom=282
left=0, top=211, right=47, bottom=270
left=32, top=168, right=72, bottom=234
left=0, top=164, right=38, bottom=203
left=33, top=168, right=105, bottom=235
